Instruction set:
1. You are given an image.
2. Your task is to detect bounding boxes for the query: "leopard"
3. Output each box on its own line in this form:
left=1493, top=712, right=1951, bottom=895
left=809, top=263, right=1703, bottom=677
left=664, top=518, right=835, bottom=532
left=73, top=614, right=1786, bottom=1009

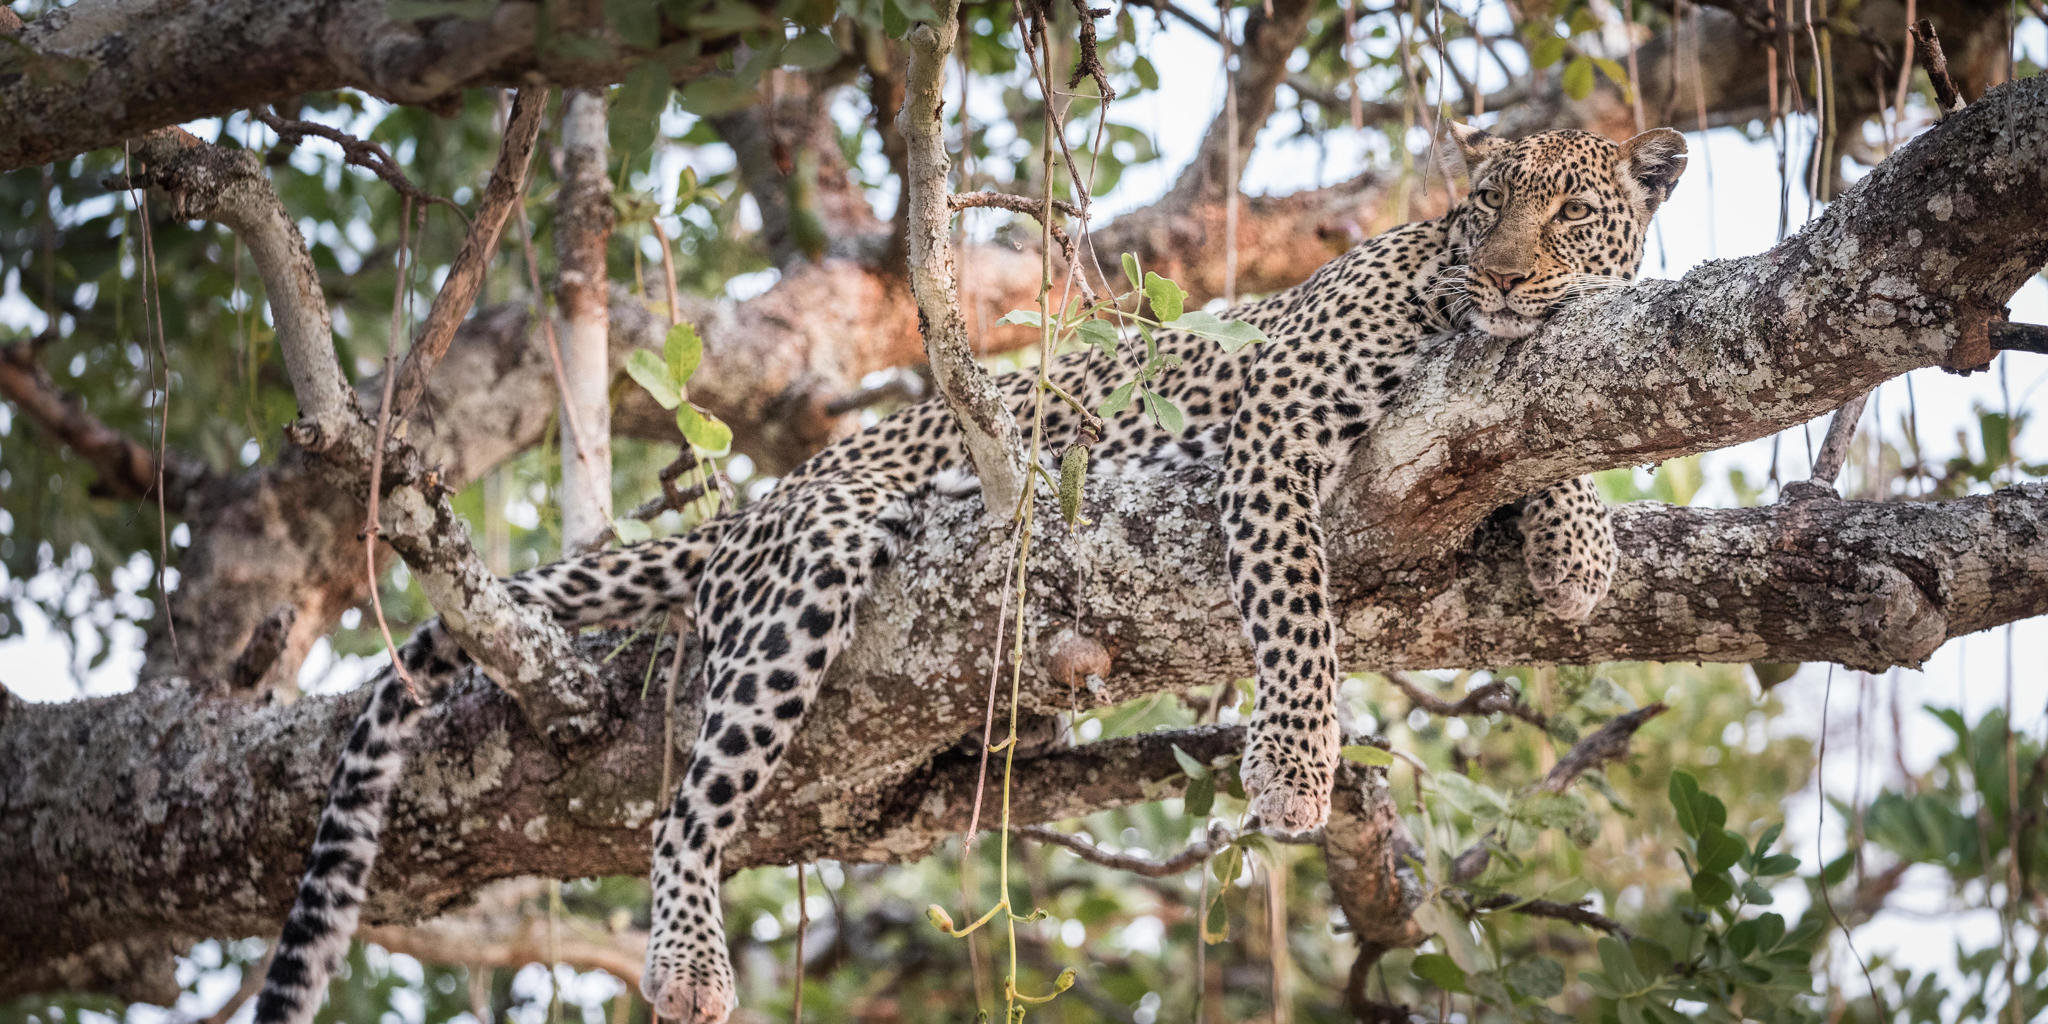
left=252, top=121, right=1686, bottom=1024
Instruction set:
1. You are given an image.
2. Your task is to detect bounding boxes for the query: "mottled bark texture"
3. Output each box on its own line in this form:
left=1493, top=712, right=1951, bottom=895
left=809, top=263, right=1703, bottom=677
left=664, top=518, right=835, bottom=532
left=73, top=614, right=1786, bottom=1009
left=0, top=0, right=739, bottom=171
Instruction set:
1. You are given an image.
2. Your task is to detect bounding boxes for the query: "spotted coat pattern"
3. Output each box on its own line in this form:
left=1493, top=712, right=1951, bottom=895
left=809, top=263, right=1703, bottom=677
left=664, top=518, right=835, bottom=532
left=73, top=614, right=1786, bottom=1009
left=254, top=124, right=1687, bottom=1024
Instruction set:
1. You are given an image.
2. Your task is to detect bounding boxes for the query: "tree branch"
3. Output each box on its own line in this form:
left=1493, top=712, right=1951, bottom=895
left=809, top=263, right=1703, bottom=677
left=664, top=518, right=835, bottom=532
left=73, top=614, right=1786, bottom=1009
left=0, top=339, right=213, bottom=510
left=897, top=0, right=1028, bottom=515
left=0, top=0, right=738, bottom=171
left=387, top=87, right=549, bottom=422
left=121, top=126, right=605, bottom=743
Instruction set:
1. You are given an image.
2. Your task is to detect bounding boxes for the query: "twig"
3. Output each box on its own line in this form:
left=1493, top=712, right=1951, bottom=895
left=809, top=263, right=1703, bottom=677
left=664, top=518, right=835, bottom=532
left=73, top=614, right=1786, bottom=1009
left=1991, top=322, right=2048, bottom=356
left=1464, top=892, right=1631, bottom=936
left=1540, top=702, right=1669, bottom=794
left=366, top=197, right=422, bottom=701
left=1807, top=392, right=1868, bottom=488
left=1064, top=0, right=1117, bottom=100
left=389, top=88, right=549, bottom=422
left=1909, top=20, right=1965, bottom=115
left=948, top=190, right=1084, bottom=218
left=1019, top=822, right=1235, bottom=876
left=625, top=450, right=731, bottom=522
left=252, top=108, right=468, bottom=225
left=1387, top=672, right=1548, bottom=729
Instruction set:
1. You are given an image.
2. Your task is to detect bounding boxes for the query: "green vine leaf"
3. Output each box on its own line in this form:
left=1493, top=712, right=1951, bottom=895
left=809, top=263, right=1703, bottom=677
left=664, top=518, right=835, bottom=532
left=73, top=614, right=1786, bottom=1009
left=626, top=350, right=682, bottom=410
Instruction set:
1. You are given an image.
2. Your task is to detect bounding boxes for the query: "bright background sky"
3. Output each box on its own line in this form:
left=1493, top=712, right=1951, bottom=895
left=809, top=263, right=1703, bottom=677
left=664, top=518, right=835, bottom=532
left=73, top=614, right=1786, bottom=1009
left=0, top=7, right=2043, bottom=1018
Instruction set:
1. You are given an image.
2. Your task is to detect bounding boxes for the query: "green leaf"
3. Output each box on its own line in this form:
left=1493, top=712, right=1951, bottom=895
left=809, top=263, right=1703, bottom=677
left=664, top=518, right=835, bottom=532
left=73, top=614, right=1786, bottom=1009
left=1755, top=853, right=1800, bottom=876
left=1165, top=310, right=1270, bottom=352
left=676, top=403, right=733, bottom=455
left=1435, top=773, right=1512, bottom=823
left=613, top=518, right=653, bottom=543
left=995, top=309, right=1045, bottom=328
left=1690, top=869, right=1735, bottom=904
left=1596, top=937, right=1644, bottom=990
left=666, top=322, right=705, bottom=384
left=1697, top=828, right=1745, bottom=873
left=627, top=350, right=683, bottom=409
left=1074, top=318, right=1119, bottom=356
left=1341, top=744, right=1395, bottom=767
left=1099, top=380, right=1138, bottom=417
left=1202, top=886, right=1230, bottom=943
left=1562, top=56, right=1595, bottom=101
left=1529, top=34, right=1567, bottom=68
left=1172, top=743, right=1211, bottom=780
left=1504, top=957, right=1566, bottom=999
left=610, top=62, right=672, bottom=157
left=1185, top=772, right=1216, bottom=818
left=1411, top=954, right=1470, bottom=994
left=1142, top=270, right=1186, bottom=323
left=781, top=31, right=840, bottom=70
left=1142, top=391, right=1184, bottom=434
left=1121, top=252, right=1142, bottom=291
left=1590, top=56, right=1631, bottom=88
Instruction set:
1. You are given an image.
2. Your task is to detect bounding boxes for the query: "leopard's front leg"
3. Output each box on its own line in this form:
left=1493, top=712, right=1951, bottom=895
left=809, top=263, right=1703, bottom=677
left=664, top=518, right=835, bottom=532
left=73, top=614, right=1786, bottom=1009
left=1219, top=378, right=1357, bottom=834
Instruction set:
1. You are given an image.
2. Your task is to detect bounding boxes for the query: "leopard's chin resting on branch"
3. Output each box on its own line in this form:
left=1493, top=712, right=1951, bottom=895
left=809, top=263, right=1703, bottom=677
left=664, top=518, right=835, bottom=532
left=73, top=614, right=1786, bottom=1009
left=0, top=73, right=2044, bottom=1017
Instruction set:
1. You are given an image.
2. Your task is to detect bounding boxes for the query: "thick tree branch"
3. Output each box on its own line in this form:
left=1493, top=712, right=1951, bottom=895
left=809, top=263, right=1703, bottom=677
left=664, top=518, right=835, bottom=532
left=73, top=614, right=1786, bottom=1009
left=0, top=0, right=739, bottom=171
left=6, top=479, right=2046, bottom=987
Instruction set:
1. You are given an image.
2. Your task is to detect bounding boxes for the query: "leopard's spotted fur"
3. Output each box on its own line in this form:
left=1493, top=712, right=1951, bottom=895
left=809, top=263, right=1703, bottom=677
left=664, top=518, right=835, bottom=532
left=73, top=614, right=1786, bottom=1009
left=254, top=123, right=1686, bottom=1024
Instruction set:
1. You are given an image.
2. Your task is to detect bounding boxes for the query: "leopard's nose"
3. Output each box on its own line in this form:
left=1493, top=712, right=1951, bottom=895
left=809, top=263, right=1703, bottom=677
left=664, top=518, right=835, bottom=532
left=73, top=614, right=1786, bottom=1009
left=1478, top=268, right=1530, bottom=293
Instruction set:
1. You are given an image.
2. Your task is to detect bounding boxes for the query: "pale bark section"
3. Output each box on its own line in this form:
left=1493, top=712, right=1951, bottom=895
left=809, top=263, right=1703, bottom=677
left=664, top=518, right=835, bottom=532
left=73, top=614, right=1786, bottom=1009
left=555, top=89, right=615, bottom=552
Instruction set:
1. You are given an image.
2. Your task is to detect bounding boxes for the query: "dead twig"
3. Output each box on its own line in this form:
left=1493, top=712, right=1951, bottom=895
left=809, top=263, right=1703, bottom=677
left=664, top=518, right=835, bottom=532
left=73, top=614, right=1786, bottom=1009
left=1387, top=672, right=1549, bottom=730
left=1019, top=821, right=1236, bottom=876
left=252, top=109, right=468, bottom=225
left=390, top=88, right=550, bottom=423
left=1909, top=20, right=1965, bottom=116
left=1464, top=892, right=1631, bottom=936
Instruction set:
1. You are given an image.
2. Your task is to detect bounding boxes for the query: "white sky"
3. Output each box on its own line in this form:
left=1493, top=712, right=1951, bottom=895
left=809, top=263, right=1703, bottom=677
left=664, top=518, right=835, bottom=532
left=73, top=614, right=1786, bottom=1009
left=0, top=6, right=2042, bottom=1017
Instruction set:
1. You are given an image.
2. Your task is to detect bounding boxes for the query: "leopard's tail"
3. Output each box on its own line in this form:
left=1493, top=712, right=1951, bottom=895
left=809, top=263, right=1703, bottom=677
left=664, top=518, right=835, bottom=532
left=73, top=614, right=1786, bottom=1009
left=251, top=624, right=467, bottom=1024
left=254, top=527, right=725, bottom=1024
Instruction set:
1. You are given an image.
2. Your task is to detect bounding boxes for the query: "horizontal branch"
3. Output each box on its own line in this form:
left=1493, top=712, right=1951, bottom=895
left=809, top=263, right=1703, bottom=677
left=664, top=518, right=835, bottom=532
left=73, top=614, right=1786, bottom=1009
left=0, top=0, right=740, bottom=171
left=5, top=477, right=2044, bottom=985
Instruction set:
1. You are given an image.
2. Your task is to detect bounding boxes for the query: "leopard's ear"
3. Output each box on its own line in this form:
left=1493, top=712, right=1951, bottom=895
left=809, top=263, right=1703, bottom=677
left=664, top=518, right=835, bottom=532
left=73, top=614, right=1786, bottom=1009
left=1441, top=121, right=1506, bottom=179
left=1616, top=128, right=1689, bottom=211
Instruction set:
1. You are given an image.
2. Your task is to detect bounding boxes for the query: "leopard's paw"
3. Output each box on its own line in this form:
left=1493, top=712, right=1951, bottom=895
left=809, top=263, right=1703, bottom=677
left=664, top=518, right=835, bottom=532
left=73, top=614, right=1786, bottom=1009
left=1241, top=728, right=1337, bottom=834
left=642, top=952, right=736, bottom=1024
left=1531, top=569, right=1608, bottom=622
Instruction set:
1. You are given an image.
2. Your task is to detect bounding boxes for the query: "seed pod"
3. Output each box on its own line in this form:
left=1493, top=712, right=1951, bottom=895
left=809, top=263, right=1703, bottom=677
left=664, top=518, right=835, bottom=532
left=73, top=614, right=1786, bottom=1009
left=1058, top=444, right=1090, bottom=525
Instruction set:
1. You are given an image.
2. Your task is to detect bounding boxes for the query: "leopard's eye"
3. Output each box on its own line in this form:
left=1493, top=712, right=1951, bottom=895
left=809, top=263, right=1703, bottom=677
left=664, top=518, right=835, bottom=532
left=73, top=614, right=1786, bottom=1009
left=1475, top=186, right=1504, bottom=209
left=1558, top=199, right=1593, bottom=220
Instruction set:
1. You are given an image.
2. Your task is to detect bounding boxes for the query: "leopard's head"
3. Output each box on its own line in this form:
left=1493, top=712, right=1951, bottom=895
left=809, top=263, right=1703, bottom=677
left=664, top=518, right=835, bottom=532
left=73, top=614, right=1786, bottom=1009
left=1442, top=124, right=1688, bottom=339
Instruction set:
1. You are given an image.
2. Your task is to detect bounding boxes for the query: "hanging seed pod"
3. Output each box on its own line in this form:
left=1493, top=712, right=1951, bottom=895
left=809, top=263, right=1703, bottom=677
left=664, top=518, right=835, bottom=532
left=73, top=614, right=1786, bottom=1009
left=1058, top=442, right=1091, bottom=525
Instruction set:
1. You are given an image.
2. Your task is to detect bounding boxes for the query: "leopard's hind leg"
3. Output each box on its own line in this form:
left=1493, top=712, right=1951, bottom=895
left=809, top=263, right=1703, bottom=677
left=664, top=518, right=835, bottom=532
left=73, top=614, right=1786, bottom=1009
left=641, top=480, right=915, bottom=1023
left=255, top=531, right=721, bottom=1024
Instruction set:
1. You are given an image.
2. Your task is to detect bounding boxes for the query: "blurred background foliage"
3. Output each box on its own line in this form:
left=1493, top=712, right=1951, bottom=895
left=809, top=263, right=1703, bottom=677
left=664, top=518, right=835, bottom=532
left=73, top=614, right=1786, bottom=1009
left=1, top=0, right=2044, bottom=1019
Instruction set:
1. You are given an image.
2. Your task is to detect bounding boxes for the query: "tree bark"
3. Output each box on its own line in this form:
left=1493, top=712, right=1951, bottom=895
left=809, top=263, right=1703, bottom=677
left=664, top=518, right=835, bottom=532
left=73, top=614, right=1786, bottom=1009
left=554, top=89, right=615, bottom=552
